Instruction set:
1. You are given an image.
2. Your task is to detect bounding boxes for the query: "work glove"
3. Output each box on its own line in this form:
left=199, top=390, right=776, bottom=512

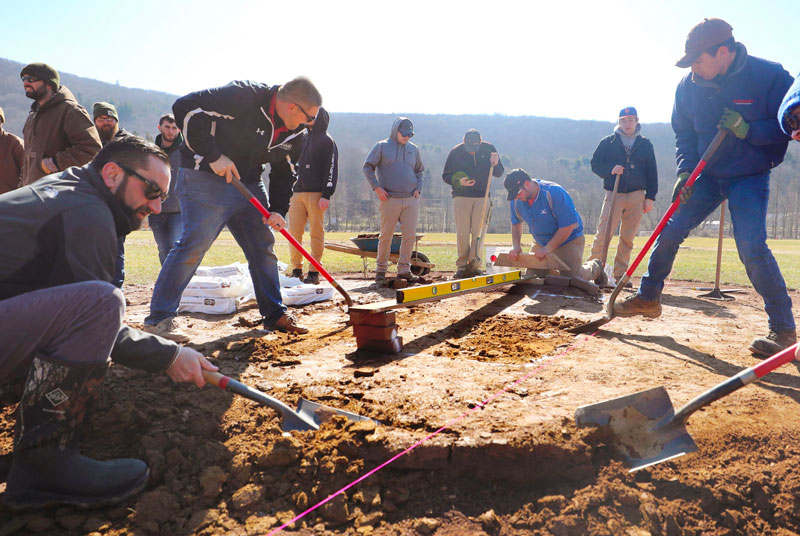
left=718, top=108, right=749, bottom=140
left=671, top=172, right=691, bottom=204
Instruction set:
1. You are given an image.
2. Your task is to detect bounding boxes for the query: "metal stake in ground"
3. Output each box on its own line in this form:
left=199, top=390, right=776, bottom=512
left=569, top=128, right=729, bottom=334
left=575, top=342, right=799, bottom=471
left=697, top=200, right=740, bottom=300
left=228, top=175, right=353, bottom=307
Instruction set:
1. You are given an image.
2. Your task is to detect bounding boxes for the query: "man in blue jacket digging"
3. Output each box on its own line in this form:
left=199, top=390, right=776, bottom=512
left=615, top=18, right=795, bottom=358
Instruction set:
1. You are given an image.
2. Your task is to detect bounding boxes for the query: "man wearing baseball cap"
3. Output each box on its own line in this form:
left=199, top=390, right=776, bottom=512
left=588, top=106, right=658, bottom=285
left=505, top=169, right=604, bottom=283
left=614, top=18, right=796, bottom=358
left=20, top=62, right=101, bottom=186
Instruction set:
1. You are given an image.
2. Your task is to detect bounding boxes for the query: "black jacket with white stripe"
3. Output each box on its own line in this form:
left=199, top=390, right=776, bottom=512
left=173, top=80, right=304, bottom=216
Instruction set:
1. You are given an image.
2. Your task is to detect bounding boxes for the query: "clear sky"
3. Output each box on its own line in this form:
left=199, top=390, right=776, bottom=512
left=2, top=0, right=798, bottom=122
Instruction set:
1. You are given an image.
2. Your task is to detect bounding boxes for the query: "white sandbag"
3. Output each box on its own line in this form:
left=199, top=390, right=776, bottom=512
left=484, top=246, right=512, bottom=274
left=194, top=262, right=248, bottom=278
left=183, top=275, right=253, bottom=298
left=281, top=284, right=334, bottom=305
left=177, top=295, right=238, bottom=315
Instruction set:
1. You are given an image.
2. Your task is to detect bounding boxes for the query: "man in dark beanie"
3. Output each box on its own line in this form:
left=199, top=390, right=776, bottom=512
left=0, top=106, right=24, bottom=194
left=20, top=62, right=101, bottom=186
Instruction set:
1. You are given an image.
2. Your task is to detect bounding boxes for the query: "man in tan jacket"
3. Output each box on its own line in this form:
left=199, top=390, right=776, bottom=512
left=20, top=62, right=101, bottom=186
left=0, top=106, right=24, bottom=195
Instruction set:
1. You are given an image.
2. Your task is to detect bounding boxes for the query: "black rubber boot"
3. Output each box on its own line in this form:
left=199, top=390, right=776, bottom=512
left=4, top=356, right=149, bottom=510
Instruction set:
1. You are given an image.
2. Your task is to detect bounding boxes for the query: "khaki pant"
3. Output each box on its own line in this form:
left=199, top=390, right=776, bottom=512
left=453, top=196, right=487, bottom=269
left=529, top=235, right=601, bottom=281
left=588, top=189, right=645, bottom=278
left=377, top=196, right=419, bottom=273
left=287, top=192, right=325, bottom=270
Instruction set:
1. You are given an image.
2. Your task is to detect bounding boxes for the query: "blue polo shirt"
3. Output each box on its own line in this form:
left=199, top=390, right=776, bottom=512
left=509, top=179, right=583, bottom=246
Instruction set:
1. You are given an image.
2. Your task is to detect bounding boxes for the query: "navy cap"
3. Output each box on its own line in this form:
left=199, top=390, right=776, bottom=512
left=464, top=129, right=481, bottom=152
left=398, top=119, right=414, bottom=137
left=504, top=168, right=531, bottom=201
left=619, top=107, right=638, bottom=118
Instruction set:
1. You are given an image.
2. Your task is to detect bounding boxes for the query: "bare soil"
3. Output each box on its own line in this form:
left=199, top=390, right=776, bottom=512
left=2, top=272, right=800, bottom=535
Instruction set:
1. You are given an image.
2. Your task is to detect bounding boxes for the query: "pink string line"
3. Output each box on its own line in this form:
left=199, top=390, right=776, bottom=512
left=267, top=324, right=607, bottom=535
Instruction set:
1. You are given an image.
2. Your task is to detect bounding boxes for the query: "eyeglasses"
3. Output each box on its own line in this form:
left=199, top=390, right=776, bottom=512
left=786, top=111, right=800, bottom=132
left=399, top=131, right=414, bottom=138
left=293, top=102, right=317, bottom=123
left=116, top=163, right=168, bottom=202
left=21, top=75, right=40, bottom=83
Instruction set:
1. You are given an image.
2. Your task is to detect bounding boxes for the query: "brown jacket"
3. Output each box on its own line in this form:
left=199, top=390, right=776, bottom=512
left=21, top=86, right=101, bottom=186
left=0, top=128, right=24, bottom=194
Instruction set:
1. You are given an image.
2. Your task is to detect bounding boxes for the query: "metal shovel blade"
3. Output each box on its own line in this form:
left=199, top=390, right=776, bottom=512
left=296, top=399, right=376, bottom=430
left=575, top=386, right=698, bottom=471
left=568, top=315, right=612, bottom=334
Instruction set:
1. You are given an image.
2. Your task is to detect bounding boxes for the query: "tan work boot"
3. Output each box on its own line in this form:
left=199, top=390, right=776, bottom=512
left=749, top=330, right=796, bottom=359
left=612, top=294, right=662, bottom=318
left=265, top=313, right=309, bottom=334
left=143, top=317, right=191, bottom=343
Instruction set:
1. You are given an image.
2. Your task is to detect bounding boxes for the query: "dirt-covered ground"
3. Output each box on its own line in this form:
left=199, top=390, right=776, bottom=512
left=2, top=271, right=800, bottom=535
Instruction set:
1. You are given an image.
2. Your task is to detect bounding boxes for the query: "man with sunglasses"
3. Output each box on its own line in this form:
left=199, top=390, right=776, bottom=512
left=143, top=77, right=322, bottom=342
left=0, top=135, right=216, bottom=509
left=363, top=117, right=425, bottom=284
left=20, top=62, right=101, bottom=186
left=614, top=18, right=796, bottom=358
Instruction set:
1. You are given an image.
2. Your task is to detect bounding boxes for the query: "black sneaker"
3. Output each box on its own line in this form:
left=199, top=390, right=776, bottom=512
left=304, top=271, right=320, bottom=285
left=749, top=330, right=796, bottom=358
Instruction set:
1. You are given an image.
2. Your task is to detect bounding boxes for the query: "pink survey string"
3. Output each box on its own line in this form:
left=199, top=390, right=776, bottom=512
left=266, top=324, right=608, bottom=535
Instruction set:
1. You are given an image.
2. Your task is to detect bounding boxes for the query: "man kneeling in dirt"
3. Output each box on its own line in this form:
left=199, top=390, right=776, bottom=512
left=505, top=169, right=605, bottom=283
left=0, top=136, right=217, bottom=509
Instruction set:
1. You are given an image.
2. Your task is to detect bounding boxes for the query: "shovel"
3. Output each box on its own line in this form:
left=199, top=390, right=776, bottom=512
left=597, top=172, right=622, bottom=285
left=474, top=163, right=496, bottom=269
left=575, top=342, right=798, bottom=471
left=696, top=200, right=740, bottom=300
left=229, top=176, right=353, bottom=307
left=569, top=129, right=729, bottom=334
left=203, top=370, right=374, bottom=432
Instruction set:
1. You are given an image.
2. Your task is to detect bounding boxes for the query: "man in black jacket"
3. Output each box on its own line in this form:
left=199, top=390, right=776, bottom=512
left=588, top=107, right=658, bottom=281
left=150, top=114, right=184, bottom=265
left=0, top=136, right=216, bottom=509
left=143, top=77, right=321, bottom=341
left=442, top=129, right=504, bottom=278
left=287, top=108, right=338, bottom=284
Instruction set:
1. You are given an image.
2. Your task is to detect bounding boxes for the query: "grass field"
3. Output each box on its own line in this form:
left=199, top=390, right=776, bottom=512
left=124, top=230, right=800, bottom=290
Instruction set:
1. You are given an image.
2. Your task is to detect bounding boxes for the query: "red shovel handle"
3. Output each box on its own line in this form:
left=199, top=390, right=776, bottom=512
left=228, top=177, right=353, bottom=306
left=625, top=129, right=728, bottom=278
left=752, top=342, right=799, bottom=379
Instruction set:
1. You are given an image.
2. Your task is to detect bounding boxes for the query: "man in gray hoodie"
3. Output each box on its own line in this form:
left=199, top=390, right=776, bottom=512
left=363, top=117, right=425, bottom=284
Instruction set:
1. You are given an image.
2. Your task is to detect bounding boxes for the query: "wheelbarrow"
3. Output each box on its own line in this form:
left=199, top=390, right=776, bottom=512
left=324, top=234, right=434, bottom=277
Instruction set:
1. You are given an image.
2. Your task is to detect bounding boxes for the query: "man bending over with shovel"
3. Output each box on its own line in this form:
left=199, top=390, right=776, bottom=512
left=505, top=169, right=605, bottom=283
left=614, top=18, right=795, bottom=358
left=0, top=136, right=216, bottom=509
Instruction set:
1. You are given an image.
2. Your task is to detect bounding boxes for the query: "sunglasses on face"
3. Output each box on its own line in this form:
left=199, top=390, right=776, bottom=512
left=399, top=130, right=414, bottom=138
left=116, top=163, right=168, bottom=202
left=294, top=102, right=317, bottom=123
left=786, top=111, right=800, bottom=132
left=21, top=75, right=40, bottom=83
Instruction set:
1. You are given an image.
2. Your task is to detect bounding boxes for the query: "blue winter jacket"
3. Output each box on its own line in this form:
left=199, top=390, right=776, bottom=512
left=778, top=74, right=800, bottom=136
left=672, top=43, right=792, bottom=179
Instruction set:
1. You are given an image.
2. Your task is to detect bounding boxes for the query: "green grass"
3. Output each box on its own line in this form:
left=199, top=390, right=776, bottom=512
left=124, top=230, right=800, bottom=290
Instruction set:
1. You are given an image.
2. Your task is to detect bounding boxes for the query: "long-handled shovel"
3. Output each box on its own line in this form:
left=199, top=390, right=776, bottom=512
left=203, top=370, right=374, bottom=432
left=697, top=200, right=741, bottom=300
left=228, top=176, right=353, bottom=307
left=474, top=164, right=496, bottom=270
left=569, top=129, right=729, bottom=334
left=597, top=172, right=622, bottom=285
left=575, top=342, right=798, bottom=471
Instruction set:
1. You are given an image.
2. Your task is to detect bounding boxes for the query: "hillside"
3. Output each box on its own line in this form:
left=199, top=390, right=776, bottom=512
left=3, top=56, right=799, bottom=236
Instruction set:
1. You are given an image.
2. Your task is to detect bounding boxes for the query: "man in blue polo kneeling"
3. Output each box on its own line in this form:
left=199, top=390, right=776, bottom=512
left=505, top=168, right=604, bottom=284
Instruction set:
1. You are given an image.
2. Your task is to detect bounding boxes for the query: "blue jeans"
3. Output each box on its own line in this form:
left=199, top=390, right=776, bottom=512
left=639, top=172, right=795, bottom=332
left=144, top=168, right=286, bottom=326
left=149, top=211, right=183, bottom=265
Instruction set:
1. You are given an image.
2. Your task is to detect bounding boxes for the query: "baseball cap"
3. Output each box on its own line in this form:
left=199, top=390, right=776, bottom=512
left=504, top=168, right=531, bottom=201
left=619, top=107, right=638, bottom=118
left=464, top=129, right=481, bottom=152
left=676, top=18, right=734, bottom=68
left=397, top=119, right=414, bottom=137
